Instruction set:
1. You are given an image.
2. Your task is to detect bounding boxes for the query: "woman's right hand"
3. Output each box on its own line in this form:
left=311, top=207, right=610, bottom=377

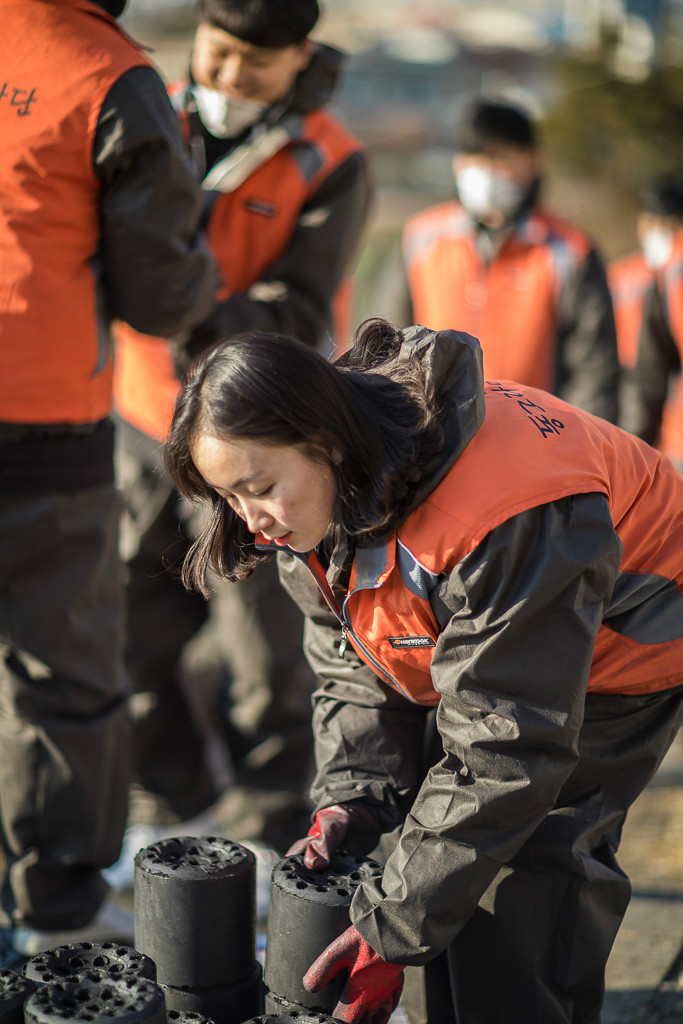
left=303, top=924, right=404, bottom=1024
left=286, top=801, right=380, bottom=870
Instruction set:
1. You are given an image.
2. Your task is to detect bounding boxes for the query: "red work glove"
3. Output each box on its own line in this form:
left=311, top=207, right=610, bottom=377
left=304, top=924, right=404, bottom=1024
left=286, top=802, right=380, bottom=870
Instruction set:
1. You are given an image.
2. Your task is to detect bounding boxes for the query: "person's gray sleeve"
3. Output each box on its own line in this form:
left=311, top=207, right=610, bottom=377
left=350, top=493, right=623, bottom=966
left=557, top=249, right=621, bottom=423
left=620, top=284, right=681, bottom=443
left=179, top=150, right=373, bottom=366
left=94, top=65, right=217, bottom=339
left=276, top=551, right=429, bottom=831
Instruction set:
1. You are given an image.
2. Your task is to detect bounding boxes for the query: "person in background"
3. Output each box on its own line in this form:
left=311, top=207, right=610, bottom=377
left=375, top=97, right=620, bottom=423
left=610, top=179, right=683, bottom=471
left=0, top=0, right=216, bottom=958
left=164, top=318, right=683, bottom=1024
left=111, top=0, right=373, bottom=859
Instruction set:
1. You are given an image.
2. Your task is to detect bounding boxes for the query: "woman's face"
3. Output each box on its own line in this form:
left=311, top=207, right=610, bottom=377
left=192, top=433, right=338, bottom=552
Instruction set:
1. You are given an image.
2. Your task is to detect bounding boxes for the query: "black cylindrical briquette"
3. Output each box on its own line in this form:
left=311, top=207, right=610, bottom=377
left=264, top=992, right=335, bottom=1016
left=158, top=961, right=263, bottom=1024
left=23, top=976, right=166, bottom=1024
left=166, top=1012, right=217, bottom=1023
left=263, top=852, right=383, bottom=1013
left=23, top=942, right=156, bottom=986
left=242, top=1012, right=341, bottom=1023
left=134, top=836, right=256, bottom=988
left=0, top=967, right=36, bottom=1023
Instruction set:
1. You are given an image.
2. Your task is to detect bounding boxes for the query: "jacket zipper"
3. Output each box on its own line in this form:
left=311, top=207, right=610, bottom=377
left=255, top=543, right=418, bottom=703
left=337, top=598, right=417, bottom=704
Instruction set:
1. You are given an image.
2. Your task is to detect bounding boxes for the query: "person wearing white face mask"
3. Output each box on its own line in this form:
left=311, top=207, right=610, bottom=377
left=609, top=181, right=683, bottom=471
left=109, top=0, right=373, bottom=863
left=191, top=84, right=268, bottom=139
left=453, top=162, right=526, bottom=225
left=373, top=97, right=620, bottom=425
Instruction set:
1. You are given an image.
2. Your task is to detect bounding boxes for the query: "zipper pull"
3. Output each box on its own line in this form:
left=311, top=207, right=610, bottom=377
left=338, top=624, right=348, bottom=658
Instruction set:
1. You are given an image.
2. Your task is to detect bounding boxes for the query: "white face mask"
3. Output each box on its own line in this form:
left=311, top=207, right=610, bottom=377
left=456, top=165, right=525, bottom=222
left=641, top=226, right=675, bottom=270
left=193, top=85, right=267, bottom=138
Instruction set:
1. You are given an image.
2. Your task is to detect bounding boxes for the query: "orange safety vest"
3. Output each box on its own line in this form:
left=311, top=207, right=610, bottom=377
left=660, top=238, right=683, bottom=462
left=610, top=233, right=683, bottom=463
left=0, top=0, right=149, bottom=424
left=608, top=250, right=653, bottom=368
left=261, top=382, right=683, bottom=704
left=114, top=104, right=363, bottom=442
left=403, top=203, right=591, bottom=391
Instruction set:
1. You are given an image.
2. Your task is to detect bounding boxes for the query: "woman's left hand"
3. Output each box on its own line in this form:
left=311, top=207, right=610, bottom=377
left=303, top=924, right=404, bottom=1024
left=286, top=801, right=380, bottom=870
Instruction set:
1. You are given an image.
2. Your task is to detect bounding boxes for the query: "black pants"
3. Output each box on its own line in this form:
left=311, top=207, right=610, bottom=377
left=0, top=485, right=129, bottom=929
left=401, top=687, right=683, bottom=1024
left=118, top=428, right=213, bottom=821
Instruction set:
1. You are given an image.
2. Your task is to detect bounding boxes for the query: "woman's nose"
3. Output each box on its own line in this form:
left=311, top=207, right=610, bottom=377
left=242, top=501, right=272, bottom=534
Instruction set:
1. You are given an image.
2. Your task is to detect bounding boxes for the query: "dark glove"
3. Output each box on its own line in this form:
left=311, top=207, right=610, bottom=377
left=286, top=802, right=380, bottom=870
left=303, top=924, right=404, bottom=1024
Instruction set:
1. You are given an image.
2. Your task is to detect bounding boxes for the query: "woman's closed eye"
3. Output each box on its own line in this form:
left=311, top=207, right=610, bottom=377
left=222, top=486, right=272, bottom=512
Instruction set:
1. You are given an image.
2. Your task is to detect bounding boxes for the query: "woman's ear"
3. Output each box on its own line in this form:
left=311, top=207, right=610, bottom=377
left=331, top=446, right=344, bottom=465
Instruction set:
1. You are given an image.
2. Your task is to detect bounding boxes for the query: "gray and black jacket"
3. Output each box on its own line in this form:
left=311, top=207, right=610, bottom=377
left=277, top=326, right=683, bottom=966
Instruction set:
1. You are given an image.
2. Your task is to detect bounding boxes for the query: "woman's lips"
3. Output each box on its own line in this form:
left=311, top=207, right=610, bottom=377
left=272, top=532, right=292, bottom=547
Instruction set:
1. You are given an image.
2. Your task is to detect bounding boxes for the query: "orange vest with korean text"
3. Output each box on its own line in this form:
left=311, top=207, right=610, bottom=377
left=270, top=382, right=683, bottom=706
left=113, top=106, right=362, bottom=442
left=403, top=203, right=591, bottom=391
left=610, top=235, right=683, bottom=463
left=0, top=0, right=148, bottom=424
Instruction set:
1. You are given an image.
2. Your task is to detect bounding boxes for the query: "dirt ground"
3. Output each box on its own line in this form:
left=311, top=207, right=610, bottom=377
left=601, top=731, right=683, bottom=1024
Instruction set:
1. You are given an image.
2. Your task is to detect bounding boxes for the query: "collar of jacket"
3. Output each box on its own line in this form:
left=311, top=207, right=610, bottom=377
left=201, top=123, right=295, bottom=192
left=284, top=43, right=347, bottom=115
left=367, top=324, right=485, bottom=531
left=476, top=206, right=566, bottom=265
left=253, top=538, right=421, bottom=698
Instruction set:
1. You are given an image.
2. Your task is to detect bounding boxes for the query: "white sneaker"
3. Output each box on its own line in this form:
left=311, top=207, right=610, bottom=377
left=101, top=822, right=163, bottom=892
left=11, top=900, right=134, bottom=957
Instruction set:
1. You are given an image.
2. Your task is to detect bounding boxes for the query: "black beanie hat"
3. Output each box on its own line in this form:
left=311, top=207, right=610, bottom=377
left=197, top=0, right=320, bottom=47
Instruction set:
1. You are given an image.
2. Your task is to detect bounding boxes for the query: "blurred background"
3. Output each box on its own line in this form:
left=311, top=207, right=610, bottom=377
left=121, top=0, right=683, bottom=324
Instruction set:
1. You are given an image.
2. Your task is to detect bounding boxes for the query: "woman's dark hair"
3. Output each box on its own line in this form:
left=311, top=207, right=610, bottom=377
left=165, top=318, right=443, bottom=594
left=197, top=0, right=319, bottom=47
